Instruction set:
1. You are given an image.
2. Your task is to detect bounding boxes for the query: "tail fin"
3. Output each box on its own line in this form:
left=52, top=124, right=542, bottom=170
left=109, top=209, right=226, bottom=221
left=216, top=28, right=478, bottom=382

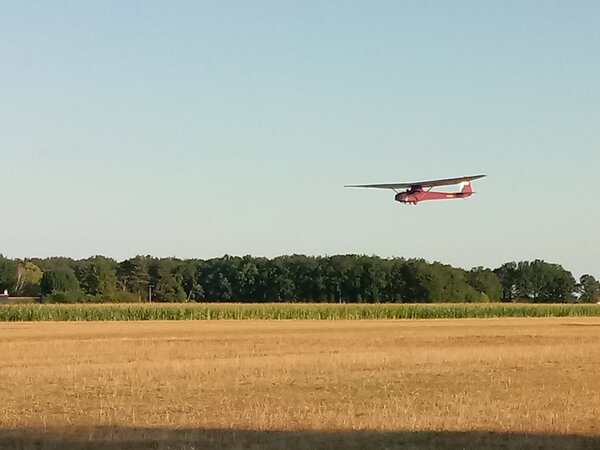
left=460, top=182, right=473, bottom=196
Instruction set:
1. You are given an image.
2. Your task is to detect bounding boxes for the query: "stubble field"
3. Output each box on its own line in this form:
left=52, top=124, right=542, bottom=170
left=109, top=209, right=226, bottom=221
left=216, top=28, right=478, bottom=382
left=1, top=318, right=600, bottom=449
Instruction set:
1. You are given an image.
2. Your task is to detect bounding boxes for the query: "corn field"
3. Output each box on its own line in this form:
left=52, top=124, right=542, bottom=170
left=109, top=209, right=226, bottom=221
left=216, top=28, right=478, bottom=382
left=0, top=303, right=599, bottom=321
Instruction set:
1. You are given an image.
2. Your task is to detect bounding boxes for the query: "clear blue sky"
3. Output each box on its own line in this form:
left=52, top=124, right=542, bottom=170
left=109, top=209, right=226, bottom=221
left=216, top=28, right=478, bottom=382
left=1, top=1, right=598, bottom=277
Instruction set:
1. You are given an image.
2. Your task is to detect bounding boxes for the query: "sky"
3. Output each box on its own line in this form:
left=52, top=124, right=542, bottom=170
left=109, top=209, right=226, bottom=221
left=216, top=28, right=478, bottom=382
left=1, top=1, right=599, bottom=277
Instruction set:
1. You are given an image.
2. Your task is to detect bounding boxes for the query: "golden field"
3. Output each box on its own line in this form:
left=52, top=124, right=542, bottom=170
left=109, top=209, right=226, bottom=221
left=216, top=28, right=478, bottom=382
left=1, top=318, right=600, bottom=449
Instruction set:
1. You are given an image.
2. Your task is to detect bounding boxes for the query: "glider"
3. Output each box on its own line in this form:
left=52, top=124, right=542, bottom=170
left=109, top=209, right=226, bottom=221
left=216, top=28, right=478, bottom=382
left=345, top=175, right=486, bottom=205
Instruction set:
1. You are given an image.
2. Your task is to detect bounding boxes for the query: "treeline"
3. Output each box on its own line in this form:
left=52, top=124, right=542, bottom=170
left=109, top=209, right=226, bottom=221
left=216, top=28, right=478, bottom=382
left=0, top=254, right=598, bottom=303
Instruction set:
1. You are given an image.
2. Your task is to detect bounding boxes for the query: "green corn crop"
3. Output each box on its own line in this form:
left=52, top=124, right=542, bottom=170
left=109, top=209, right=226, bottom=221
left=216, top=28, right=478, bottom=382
left=0, top=303, right=599, bottom=321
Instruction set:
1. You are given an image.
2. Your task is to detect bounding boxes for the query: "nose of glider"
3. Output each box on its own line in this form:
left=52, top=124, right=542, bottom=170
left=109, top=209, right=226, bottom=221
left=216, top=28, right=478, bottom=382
left=395, top=192, right=410, bottom=203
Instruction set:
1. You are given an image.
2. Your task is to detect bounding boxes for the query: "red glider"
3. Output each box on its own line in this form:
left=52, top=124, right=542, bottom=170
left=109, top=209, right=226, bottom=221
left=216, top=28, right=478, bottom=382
left=345, top=175, right=486, bottom=205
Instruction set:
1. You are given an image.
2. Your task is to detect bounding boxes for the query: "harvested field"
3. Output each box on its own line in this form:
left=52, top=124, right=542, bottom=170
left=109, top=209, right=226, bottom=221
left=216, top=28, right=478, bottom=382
left=1, top=318, right=600, bottom=449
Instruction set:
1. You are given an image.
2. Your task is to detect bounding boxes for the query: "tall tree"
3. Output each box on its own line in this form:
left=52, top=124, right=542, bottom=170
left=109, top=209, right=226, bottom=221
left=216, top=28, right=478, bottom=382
left=75, top=256, right=118, bottom=299
left=15, top=260, right=43, bottom=296
left=177, top=261, right=202, bottom=300
left=494, top=262, right=518, bottom=301
left=468, top=267, right=502, bottom=301
left=0, top=255, right=18, bottom=293
left=578, top=274, right=600, bottom=303
left=508, top=260, right=576, bottom=302
left=148, top=258, right=186, bottom=302
left=283, top=255, right=321, bottom=301
left=40, top=267, right=81, bottom=296
left=117, top=256, right=151, bottom=301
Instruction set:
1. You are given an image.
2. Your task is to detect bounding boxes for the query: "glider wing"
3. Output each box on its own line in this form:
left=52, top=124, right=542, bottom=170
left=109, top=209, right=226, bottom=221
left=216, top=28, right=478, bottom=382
left=345, top=174, right=486, bottom=190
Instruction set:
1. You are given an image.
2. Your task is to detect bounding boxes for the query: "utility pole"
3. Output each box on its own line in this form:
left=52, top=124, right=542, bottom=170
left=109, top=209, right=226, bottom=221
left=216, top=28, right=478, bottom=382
left=148, top=285, right=152, bottom=303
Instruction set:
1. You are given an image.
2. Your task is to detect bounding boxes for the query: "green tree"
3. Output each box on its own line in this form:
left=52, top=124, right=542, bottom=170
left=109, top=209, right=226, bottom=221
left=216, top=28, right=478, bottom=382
left=197, top=257, right=235, bottom=301
left=578, top=274, right=600, bottom=303
left=254, top=257, right=295, bottom=302
left=76, top=256, right=118, bottom=300
left=0, top=255, right=18, bottom=293
left=511, top=260, right=576, bottom=302
left=283, top=255, right=321, bottom=301
left=117, top=256, right=151, bottom=301
left=384, top=258, right=408, bottom=303
left=15, top=261, right=43, bottom=296
left=494, top=262, right=518, bottom=301
left=356, top=256, right=388, bottom=303
left=177, top=261, right=202, bottom=300
left=148, top=258, right=186, bottom=302
left=29, top=257, right=77, bottom=272
left=40, top=267, right=81, bottom=297
left=397, top=260, right=430, bottom=302
left=468, top=267, right=502, bottom=301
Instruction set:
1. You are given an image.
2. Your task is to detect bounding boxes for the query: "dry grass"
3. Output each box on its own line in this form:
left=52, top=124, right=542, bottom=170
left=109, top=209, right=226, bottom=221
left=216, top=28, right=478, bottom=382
left=1, top=318, right=600, bottom=449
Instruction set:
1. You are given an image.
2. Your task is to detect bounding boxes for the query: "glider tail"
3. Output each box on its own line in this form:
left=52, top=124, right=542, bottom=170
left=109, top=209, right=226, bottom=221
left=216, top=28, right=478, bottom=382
left=460, top=182, right=473, bottom=196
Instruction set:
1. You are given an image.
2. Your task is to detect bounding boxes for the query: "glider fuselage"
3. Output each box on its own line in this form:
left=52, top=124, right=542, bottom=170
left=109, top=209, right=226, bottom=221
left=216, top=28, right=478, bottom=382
left=395, top=183, right=473, bottom=205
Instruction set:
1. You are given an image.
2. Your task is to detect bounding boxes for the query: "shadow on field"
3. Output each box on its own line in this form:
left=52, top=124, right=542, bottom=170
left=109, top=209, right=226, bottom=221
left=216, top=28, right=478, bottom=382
left=1, top=427, right=599, bottom=450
